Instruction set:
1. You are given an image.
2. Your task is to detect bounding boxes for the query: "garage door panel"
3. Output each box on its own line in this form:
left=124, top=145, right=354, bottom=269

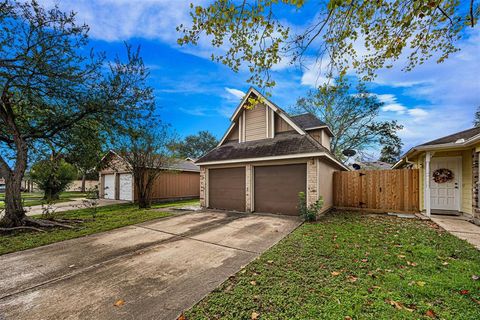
left=103, top=174, right=115, bottom=200
left=209, top=167, right=245, bottom=211
left=119, top=174, right=133, bottom=201
left=254, top=164, right=306, bottom=215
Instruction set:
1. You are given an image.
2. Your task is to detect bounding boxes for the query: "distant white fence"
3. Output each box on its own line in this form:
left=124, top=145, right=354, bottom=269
left=66, top=180, right=99, bottom=192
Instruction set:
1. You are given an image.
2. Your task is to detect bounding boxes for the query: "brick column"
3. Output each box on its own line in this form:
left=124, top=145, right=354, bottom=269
left=473, top=151, right=479, bottom=225
left=245, top=164, right=253, bottom=212
left=306, top=158, right=318, bottom=206
left=200, top=167, right=207, bottom=208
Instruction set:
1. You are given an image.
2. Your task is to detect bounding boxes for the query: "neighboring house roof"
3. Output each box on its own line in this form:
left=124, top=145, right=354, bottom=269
left=100, top=150, right=200, bottom=172
left=418, top=127, right=480, bottom=146
left=165, top=159, right=200, bottom=172
left=197, top=132, right=328, bottom=163
left=352, top=161, right=392, bottom=170
left=393, top=127, right=480, bottom=169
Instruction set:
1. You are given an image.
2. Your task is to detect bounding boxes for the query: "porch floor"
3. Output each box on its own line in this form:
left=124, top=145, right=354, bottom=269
left=431, top=216, right=480, bottom=250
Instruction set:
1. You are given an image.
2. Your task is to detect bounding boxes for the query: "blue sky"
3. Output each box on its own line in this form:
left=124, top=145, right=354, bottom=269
left=39, top=0, right=479, bottom=155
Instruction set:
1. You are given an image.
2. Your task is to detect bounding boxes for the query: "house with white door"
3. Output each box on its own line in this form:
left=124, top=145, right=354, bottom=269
left=99, top=151, right=200, bottom=202
left=393, top=127, right=480, bottom=225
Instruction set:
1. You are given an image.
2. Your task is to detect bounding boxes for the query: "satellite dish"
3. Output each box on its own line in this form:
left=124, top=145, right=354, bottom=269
left=352, top=163, right=361, bottom=170
left=342, top=149, right=356, bottom=157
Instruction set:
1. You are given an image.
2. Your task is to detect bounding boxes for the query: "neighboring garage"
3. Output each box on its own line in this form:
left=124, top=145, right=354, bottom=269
left=99, top=150, right=200, bottom=202
left=208, top=167, right=245, bottom=211
left=254, top=164, right=306, bottom=215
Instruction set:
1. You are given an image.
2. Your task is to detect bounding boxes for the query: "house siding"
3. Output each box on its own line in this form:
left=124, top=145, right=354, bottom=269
left=462, top=149, right=473, bottom=215
left=317, top=158, right=336, bottom=213
left=274, top=113, right=294, bottom=133
left=227, top=123, right=239, bottom=141
left=245, top=104, right=266, bottom=141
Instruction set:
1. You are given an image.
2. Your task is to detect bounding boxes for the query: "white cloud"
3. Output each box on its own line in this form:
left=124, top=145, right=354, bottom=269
left=225, top=87, right=245, bottom=99
left=37, top=0, right=208, bottom=43
left=376, top=94, right=396, bottom=104
left=407, top=108, right=428, bottom=118
left=300, top=59, right=334, bottom=87
left=382, top=104, right=406, bottom=114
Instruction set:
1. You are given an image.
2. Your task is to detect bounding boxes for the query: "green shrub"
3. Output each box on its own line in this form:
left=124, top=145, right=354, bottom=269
left=298, top=192, right=324, bottom=222
left=30, top=159, right=77, bottom=200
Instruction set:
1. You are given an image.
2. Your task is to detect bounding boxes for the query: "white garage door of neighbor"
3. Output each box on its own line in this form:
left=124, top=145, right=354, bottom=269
left=103, top=174, right=116, bottom=200
left=119, top=174, right=133, bottom=201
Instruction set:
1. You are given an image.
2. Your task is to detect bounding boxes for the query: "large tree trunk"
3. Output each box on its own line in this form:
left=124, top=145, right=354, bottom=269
left=0, top=136, right=28, bottom=228
left=81, top=173, right=86, bottom=193
left=1, top=173, right=26, bottom=227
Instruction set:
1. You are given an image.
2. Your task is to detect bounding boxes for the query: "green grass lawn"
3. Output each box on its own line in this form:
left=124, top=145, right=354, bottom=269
left=0, top=191, right=88, bottom=208
left=0, top=203, right=176, bottom=255
left=186, top=211, right=480, bottom=320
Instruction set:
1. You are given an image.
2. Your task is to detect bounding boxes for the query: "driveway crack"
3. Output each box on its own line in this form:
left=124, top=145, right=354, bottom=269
left=136, top=225, right=260, bottom=254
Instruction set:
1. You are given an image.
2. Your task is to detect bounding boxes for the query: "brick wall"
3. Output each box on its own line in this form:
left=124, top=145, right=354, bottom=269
left=306, top=158, right=318, bottom=206
left=473, top=151, right=479, bottom=225
left=200, top=167, right=206, bottom=208
left=245, top=164, right=253, bottom=212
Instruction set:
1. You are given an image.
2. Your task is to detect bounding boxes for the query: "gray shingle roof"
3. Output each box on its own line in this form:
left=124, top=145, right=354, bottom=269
left=164, top=159, right=200, bottom=172
left=290, top=113, right=326, bottom=129
left=419, top=127, right=480, bottom=146
left=196, top=131, right=328, bottom=163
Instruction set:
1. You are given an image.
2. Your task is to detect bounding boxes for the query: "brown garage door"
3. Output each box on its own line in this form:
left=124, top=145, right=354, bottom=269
left=209, top=167, right=245, bottom=211
left=254, top=164, right=306, bottom=215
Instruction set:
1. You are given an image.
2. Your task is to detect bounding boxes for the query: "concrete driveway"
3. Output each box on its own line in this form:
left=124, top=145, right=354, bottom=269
left=0, top=210, right=301, bottom=320
left=24, top=199, right=131, bottom=216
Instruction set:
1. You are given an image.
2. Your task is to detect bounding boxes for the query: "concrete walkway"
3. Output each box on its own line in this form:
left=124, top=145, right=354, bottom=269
left=24, top=198, right=130, bottom=216
left=431, top=216, right=480, bottom=250
left=0, top=210, right=301, bottom=320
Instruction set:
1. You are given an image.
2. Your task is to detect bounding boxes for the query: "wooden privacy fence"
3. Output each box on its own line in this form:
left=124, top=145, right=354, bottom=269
left=333, top=169, right=420, bottom=213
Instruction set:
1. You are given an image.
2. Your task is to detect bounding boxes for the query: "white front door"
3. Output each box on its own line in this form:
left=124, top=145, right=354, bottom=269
left=430, top=157, right=461, bottom=211
left=119, top=174, right=133, bottom=201
left=103, top=174, right=116, bottom=200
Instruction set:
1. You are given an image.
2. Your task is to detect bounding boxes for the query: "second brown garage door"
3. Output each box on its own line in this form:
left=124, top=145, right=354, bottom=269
left=209, top=167, right=245, bottom=211
left=254, top=164, right=306, bottom=215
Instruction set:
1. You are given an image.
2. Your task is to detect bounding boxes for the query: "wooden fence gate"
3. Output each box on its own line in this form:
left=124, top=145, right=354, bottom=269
left=333, top=169, right=420, bottom=213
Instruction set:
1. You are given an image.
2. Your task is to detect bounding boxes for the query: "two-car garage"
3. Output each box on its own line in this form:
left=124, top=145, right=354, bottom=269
left=102, top=173, right=133, bottom=201
left=207, top=164, right=306, bottom=215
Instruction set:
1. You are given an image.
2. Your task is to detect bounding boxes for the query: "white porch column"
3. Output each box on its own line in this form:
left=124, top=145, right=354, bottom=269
left=425, top=152, right=432, bottom=217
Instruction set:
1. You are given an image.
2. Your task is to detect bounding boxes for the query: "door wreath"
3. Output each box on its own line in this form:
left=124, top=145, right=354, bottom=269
left=432, top=168, right=454, bottom=183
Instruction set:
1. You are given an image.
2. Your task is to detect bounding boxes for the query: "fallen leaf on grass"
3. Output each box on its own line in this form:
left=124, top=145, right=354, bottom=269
left=331, top=271, right=341, bottom=276
left=251, top=311, right=260, bottom=319
left=113, top=299, right=125, bottom=307
left=397, top=254, right=406, bottom=259
left=361, top=258, right=368, bottom=262
left=250, top=281, right=257, bottom=286
left=406, top=261, right=417, bottom=266
left=177, top=314, right=186, bottom=320
left=347, top=275, right=358, bottom=283
left=459, top=290, right=469, bottom=295
left=471, top=297, right=480, bottom=305
left=267, top=260, right=274, bottom=264
left=471, top=275, right=479, bottom=281
left=344, top=317, right=352, bottom=320
left=417, top=281, right=426, bottom=287
left=425, top=309, right=437, bottom=318
left=442, top=262, right=449, bottom=266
